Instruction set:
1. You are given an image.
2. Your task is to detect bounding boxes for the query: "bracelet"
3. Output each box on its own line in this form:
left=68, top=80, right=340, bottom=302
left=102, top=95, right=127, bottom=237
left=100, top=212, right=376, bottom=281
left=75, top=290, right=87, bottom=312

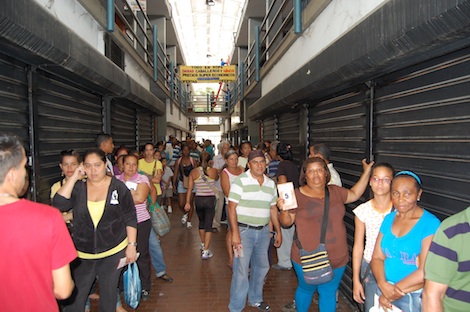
left=128, top=242, right=137, bottom=246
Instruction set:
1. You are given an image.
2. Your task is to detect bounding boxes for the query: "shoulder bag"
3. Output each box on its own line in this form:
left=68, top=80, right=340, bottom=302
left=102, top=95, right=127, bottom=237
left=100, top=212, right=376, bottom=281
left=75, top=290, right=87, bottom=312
left=148, top=195, right=171, bottom=236
left=294, top=186, right=334, bottom=285
left=197, top=167, right=220, bottom=200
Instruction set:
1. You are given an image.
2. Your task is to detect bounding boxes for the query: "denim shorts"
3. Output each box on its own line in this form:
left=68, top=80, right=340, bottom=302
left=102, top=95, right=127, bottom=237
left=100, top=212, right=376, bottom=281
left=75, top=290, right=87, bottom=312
left=177, top=180, right=195, bottom=193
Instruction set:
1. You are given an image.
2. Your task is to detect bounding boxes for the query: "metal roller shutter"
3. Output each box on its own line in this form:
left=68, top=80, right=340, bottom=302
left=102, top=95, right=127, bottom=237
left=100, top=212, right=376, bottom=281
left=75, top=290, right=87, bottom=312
left=0, top=53, right=29, bottom=141
left=36, top=71, right=103, bottom=202
left=262, top=116, right=276, bottom=143
left=309, top=89, right=369, bottom=189
left=137, top=110, right=154, bottom=148
left=374, top=47, right=470, bottom=220
left=308, top=87, right=368, bottom=298
left=277, top=111, right=302, bottom=163
left=111, top=100, right=137, bottom=151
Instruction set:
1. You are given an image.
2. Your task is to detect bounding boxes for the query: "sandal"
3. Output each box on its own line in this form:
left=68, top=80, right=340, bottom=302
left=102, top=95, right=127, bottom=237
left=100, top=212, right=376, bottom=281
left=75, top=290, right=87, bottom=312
left=158, top=274, right=173, bottom=283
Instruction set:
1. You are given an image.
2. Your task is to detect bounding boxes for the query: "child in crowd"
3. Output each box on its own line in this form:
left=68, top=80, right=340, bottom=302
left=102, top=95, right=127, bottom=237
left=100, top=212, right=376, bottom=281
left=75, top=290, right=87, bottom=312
left=161, top=157, right=174, bottom=214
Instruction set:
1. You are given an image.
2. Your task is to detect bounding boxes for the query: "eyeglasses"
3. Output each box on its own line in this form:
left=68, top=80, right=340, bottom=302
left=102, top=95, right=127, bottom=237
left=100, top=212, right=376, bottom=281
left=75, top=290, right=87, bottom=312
left=370, top=177, right=392, bottom=184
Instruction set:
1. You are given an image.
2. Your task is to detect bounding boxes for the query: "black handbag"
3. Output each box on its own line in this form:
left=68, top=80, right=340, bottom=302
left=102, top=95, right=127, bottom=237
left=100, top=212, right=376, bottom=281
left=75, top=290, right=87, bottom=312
left=294, top=186, right=334, bottom=285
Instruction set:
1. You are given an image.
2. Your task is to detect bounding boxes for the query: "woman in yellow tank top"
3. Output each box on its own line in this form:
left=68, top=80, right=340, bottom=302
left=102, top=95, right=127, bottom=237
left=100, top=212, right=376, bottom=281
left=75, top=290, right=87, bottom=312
left=53, top=149, right=138, bottom=312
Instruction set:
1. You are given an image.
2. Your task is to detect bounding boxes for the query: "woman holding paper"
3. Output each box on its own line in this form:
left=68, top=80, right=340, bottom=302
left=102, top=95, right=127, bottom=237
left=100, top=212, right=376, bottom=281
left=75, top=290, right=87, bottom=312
left=371, top=171, right=440, bottom=312
left=278, top=157, right=373, bottom=312
left=53, top=149, right=137, bottom=312
left=117, top=154, right=153, bottom=299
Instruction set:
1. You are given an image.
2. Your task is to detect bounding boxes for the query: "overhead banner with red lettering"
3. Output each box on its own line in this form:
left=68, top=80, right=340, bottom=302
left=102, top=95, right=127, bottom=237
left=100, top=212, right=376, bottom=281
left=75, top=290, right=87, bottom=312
left=179, top=65, right=237, bottom=82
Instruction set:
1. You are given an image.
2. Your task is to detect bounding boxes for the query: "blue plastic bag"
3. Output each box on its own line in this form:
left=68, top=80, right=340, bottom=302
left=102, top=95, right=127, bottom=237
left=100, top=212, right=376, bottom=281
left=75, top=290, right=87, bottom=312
left=123, top=263, right=142, bottom=309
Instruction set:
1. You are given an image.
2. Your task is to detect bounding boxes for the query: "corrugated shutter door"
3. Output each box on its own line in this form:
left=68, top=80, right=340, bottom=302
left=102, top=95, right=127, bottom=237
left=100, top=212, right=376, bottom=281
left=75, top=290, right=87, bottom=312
left=308, top=87, right=368, bottom=297
left=277, top=111, right=301, bottom=163
left=138, top=110, right=154, bottom=147
left=309, top=89, right=368, bottom=179
left=0, top=54, right=29, bottom=141
left=36, top=72, right=102, bottom=202
left=374, top=47, right=470, bottom=220
left=111, top=100, right=137, bottom=151
left=262, top=116, right=276, bottom=142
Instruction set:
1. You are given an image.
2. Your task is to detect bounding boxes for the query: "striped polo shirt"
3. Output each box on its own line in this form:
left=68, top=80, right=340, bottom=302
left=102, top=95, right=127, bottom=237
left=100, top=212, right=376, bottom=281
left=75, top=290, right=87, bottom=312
left=228, top=170, right=277, bottom=226
left=425, top=206, right=470, bottom=311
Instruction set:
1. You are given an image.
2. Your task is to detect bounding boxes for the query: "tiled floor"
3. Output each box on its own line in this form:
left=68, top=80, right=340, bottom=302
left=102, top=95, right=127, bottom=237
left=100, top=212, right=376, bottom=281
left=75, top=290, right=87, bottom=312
left=89, top=202, right=357, bottom=312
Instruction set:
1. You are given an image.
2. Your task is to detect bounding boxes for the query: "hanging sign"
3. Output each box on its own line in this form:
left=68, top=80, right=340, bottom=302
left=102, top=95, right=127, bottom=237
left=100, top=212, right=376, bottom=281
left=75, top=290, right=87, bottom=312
left=179, top=65, right=237, bottom=82
left=126, top=0, right=147, bottom=12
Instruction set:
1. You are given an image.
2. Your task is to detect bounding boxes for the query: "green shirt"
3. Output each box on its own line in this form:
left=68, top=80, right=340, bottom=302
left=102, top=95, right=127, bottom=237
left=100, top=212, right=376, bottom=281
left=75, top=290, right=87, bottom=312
left=425, top=206, right=470, bottom=312
left=228, top=170, right=277, bottom=226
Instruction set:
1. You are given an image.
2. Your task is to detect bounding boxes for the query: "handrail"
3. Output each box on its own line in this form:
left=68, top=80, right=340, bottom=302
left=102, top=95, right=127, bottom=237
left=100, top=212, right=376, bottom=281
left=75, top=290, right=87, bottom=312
left=111, top=0, right=181, bottom=100
left=260, top=7, right=293, bottom=62
left=240, top=0, right=300, bottom=98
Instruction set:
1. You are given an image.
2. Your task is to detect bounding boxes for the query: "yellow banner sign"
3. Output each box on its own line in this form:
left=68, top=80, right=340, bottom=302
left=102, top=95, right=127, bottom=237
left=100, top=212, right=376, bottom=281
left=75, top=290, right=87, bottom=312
left=180, top=65, right=237, bottom=82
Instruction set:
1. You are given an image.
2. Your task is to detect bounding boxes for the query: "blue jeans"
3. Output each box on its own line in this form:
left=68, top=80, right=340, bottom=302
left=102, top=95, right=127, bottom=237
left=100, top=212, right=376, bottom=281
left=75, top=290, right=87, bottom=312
left=361, top=258, right=377, bottom=312
left=292, top=262, right=346, bottom=312
left=149, top=230, right=167, bottom=277
left=377, top=287, right=422, bottom=312
left=275, top=225, right=295, bottom=268
left=229, top=225, right=270, bottom=312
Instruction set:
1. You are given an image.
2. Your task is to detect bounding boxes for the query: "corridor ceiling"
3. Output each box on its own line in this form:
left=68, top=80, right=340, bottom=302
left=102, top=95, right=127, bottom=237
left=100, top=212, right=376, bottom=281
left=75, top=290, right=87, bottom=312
left=147, top=0, right=265, bottom=66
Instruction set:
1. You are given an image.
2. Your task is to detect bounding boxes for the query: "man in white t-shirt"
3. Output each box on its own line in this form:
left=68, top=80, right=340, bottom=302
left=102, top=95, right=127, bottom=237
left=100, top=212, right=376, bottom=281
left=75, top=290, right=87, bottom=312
left=309, top=143, right=342, bottom=186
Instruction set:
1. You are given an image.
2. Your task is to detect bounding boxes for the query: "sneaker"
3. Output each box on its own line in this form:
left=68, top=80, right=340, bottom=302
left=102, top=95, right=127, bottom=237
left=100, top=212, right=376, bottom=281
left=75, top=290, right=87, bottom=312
left=141, top=290, right=150, bottom=301
left=200, top=242, right=204, bottom=251
left=250, top=302, right=271, bottom=311
left=167, top=206, right=172, bottom=214
left=271, top=264, right=292, bottom=271
left=281, top=300, right=296, bottom=312
left=201, top=249, right=213, bottom=259
left=181, top=213, right=188, bottom=224
left=186, top=221, right=192, bottom=229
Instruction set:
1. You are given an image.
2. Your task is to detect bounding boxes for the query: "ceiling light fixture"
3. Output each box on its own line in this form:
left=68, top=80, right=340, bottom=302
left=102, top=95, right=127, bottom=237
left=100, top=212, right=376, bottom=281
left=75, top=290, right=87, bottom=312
left=206, top=0, right=215, bottom=6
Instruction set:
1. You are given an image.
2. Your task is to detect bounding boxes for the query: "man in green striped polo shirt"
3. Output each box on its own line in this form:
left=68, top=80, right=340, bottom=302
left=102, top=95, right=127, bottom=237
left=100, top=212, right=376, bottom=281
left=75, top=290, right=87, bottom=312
left=423, top=206, right=470, bottom=312
left=228, top=150, right=282, bottom=312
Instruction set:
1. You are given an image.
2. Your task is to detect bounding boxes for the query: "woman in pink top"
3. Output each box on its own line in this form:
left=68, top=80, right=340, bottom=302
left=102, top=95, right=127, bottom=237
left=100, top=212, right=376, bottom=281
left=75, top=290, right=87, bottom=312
left=185, top=151, right=219, bottom=259
left=117, top=154, right=152, bottom=298
left=221, top=149, right=245, bottom=268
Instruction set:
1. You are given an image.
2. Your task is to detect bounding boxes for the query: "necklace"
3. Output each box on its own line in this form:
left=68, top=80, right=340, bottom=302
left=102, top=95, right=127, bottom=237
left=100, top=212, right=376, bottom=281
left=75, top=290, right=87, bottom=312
left=0, top=193, right=17, bottom=198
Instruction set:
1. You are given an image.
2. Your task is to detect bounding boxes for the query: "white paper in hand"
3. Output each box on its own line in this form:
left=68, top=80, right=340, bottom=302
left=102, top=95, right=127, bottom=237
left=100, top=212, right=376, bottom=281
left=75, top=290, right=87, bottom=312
left=125, top=181, right=138, bottom=191
left=117, top=252, right=141, bottom=269
left=368, top=294, right=402, bottom=312
left=277, top=182, right=298, bottom=210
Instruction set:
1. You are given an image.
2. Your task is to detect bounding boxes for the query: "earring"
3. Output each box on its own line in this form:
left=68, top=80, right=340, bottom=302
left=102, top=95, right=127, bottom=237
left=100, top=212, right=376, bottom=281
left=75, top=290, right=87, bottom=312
left=417, top=198, right=420, bottom=201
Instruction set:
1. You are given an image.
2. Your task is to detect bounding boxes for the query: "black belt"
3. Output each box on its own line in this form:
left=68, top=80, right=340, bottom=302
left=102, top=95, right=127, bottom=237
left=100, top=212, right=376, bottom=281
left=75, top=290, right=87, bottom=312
left=238, top=222, right=266, bottom=230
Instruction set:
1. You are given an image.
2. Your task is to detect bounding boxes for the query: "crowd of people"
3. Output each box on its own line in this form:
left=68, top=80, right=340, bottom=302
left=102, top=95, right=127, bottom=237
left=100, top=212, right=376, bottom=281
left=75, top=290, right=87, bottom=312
left=0, top=131, right=469, bottom=312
